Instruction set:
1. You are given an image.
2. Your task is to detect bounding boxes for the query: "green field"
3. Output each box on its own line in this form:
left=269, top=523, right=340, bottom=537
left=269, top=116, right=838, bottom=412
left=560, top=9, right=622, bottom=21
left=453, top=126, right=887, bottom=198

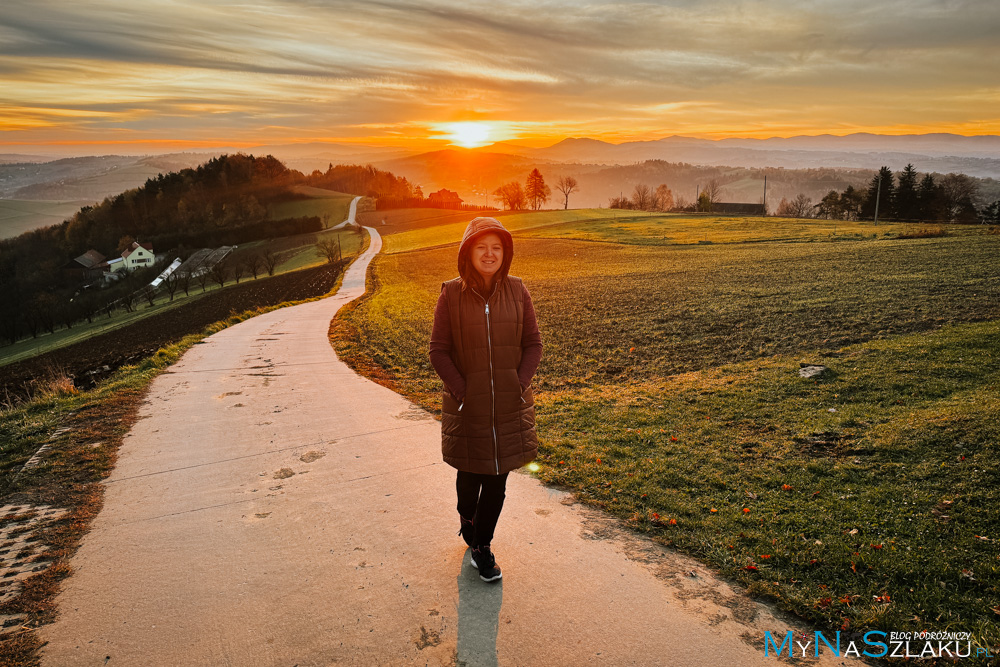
left=270, top=186, right=356, bottom=228
left=332, top=211, right=1000, bottom=660
left=0, top=225, right=366, bottom=367
left=0, top=199, right=93, bottom=240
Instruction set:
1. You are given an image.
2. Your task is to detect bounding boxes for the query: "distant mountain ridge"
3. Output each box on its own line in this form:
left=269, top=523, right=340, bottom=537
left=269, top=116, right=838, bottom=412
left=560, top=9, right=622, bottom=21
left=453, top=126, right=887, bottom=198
left=3, top=132, right=997, bottom=234
left=482, top=133, right=1000, bottom=172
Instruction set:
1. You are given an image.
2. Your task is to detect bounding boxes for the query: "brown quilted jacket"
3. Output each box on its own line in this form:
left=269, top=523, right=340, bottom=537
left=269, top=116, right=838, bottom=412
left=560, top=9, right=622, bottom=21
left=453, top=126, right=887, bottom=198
left=436, top=217, right=539, bottom=474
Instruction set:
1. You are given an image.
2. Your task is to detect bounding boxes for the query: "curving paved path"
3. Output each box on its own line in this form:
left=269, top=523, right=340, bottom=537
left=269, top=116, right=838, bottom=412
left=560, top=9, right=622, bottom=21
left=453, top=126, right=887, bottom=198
left=40, top=216, right=860, bottom=665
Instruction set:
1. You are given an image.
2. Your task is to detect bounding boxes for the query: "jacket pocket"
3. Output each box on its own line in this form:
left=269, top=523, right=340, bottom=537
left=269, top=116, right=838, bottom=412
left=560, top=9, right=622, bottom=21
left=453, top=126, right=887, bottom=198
left=519, top=384, right=533, bottom=407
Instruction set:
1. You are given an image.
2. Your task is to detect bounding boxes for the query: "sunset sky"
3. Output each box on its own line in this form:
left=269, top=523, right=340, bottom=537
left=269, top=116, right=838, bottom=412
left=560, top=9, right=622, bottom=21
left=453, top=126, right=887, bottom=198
left=2, top=0, right=999, bottom=152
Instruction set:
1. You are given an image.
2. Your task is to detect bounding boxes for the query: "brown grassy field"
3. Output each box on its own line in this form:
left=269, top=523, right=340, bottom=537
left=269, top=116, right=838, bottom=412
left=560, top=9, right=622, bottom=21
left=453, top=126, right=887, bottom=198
left=331, top=211, right=1000, bottom=661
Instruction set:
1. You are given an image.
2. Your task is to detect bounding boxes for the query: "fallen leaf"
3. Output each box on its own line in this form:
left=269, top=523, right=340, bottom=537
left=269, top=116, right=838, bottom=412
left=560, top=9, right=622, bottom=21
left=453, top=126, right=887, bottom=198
left=744, top=565, right=758, bottom=571
left=848, top=528, right=859, bottom=536
left=743, top=508, right=751, bottom=514
left=710, top=508, right=718, bottom=513
left=816, top=597, right=832, bottom=608
left=669, top=518, right=677, bottom=525
left=782, top=484, right=794, bottom=491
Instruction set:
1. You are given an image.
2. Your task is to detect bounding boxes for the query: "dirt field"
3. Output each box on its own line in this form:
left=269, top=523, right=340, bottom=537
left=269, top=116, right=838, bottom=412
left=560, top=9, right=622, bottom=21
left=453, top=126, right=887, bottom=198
left=1, top=262, right=343, bottom=402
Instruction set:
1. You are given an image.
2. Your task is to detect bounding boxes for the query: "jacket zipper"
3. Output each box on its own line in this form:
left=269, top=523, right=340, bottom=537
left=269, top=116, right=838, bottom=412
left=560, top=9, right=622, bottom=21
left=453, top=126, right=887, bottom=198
left=474, top=281, right=501, bottom=474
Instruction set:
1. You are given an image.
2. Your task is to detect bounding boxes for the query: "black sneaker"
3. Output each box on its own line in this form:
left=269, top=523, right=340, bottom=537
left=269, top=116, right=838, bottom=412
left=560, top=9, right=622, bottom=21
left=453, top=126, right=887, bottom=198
left=458, top=515, right=475, bottom=547
left=470, top=545, right=502, bottom=582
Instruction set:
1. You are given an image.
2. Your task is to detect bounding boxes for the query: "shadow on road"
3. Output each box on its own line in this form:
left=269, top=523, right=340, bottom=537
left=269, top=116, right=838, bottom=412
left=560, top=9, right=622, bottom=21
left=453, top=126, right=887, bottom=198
left=456, top=549, right=503, bottom=666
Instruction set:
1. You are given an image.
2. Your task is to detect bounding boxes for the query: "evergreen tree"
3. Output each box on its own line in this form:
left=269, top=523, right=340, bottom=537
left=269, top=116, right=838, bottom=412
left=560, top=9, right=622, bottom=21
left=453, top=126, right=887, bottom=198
left=525, top=169, right=551, bottom=210
left=862, top=167, right=895, bottom=221
left=894, top=164, right=919, bottom=220
left=840, top=186, right=864, bottom=221
left=818, top=190, right=842, bottom=219
left=917, top=173, right=943, bottom=221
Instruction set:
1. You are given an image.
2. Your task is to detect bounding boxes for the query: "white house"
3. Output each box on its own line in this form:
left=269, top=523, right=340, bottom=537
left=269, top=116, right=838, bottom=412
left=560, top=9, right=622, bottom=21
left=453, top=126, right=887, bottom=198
left=121, top=241, right=154, bottom=271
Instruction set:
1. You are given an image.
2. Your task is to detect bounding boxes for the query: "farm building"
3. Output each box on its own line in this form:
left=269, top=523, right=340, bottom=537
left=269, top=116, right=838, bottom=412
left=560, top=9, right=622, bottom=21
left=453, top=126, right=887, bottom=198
left=712, top=202, right=767, bottom=215
left=62, top=250, right=106, bottom=281
left=427, top=189, right=464, bottom=209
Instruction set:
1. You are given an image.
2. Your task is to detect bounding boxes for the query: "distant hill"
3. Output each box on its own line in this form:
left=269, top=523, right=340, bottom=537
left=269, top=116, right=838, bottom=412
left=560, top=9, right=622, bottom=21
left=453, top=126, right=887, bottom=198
left=485, top=134, right=1000, bottom=178
left=0, top=154, right=216, bottom=201
left=373, top=149, right=557, bottom=205
left=0, top=199, right=94, bottom=241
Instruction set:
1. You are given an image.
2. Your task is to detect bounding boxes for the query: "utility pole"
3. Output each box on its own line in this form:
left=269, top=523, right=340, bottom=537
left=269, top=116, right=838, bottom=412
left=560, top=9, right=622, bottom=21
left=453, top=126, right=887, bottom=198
left=873, top=171, right=882, bottom=226
left=762, top=175, right=767, bottom=216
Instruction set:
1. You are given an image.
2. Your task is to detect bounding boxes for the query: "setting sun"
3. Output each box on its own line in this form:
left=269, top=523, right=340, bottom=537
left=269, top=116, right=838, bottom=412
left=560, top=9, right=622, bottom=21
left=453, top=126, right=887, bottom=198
left=440, top=122, right=494, bottom=148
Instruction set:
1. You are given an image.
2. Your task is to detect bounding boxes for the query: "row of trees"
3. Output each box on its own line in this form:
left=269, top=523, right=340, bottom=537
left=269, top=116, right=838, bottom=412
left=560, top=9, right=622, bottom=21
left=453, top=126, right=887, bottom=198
left=609, top=183, right=676, bottom=211
left=305, top=163, right=417, bottom=200
left=810, top=165, right=986, bottom=223
left=492, top=170, right=582, bottom=211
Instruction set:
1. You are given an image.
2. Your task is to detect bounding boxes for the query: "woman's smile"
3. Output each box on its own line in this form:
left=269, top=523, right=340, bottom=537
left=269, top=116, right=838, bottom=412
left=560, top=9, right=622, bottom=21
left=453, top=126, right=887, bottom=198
left=471, top=232, right=504, bottom=282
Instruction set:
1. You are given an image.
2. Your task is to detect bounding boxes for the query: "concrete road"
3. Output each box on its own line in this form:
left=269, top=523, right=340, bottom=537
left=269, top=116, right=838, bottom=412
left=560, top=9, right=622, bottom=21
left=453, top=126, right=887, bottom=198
left=40, top=226, right=859, bottom=666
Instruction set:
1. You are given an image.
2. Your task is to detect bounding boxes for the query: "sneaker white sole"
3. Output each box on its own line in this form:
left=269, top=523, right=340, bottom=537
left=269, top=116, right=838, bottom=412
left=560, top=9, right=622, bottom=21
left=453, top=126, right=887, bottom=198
left=470, top=554, right=502, bottom=582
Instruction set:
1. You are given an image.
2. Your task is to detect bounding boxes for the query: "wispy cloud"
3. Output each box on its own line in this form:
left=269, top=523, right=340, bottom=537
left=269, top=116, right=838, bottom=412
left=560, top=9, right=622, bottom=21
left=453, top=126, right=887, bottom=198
left=1, top=0, right=998, bottom=147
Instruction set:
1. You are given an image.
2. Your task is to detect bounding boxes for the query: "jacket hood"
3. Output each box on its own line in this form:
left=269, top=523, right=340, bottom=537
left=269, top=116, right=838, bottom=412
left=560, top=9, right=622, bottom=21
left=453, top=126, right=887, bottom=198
left=458, top=217, right=513, bottom=290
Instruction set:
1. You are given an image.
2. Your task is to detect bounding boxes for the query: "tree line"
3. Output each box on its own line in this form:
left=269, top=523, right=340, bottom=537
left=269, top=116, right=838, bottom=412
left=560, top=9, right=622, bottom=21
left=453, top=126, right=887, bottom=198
left=492, top=169, right=582, bottom=211
left=609, top=183, right=676, bottom=211
left=789, top=164, right=995, bottom=223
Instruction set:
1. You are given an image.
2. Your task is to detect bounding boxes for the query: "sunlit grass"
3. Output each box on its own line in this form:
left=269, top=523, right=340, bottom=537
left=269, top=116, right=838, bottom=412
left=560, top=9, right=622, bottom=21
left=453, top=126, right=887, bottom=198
left=516, top=213, right=929, bottom=246
left=269, top=186, right=355, bottom=226
left=381, top=208, right=657, bottom=254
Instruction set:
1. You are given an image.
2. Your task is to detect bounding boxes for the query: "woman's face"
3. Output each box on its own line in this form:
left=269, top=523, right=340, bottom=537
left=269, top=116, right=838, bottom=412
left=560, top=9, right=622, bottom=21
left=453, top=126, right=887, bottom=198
left=470, top=232, right=504, bottom=283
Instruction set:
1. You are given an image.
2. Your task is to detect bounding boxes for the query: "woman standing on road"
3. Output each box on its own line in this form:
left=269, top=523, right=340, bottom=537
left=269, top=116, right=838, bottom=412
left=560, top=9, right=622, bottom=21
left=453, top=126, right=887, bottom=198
left=429, top=217, right=543, bottom=583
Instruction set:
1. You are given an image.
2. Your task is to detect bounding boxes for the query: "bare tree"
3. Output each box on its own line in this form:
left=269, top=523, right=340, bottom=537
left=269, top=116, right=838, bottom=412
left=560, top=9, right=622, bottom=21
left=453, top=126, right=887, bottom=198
left=195, top=270, right=211, bottom=292
left=121, top=290, right=136, bottom=312
left=141, top=285, right=156, bottom=307
left=262, top=250, right=279, bottom=276
left=232, top=261, right=245, bottom=284
left=705, top=180, right=723, bottom=207
left=493, top=182, right=526, bottom=210
left=316, top=238, right=342, bottom=264
left=555, top=176, right=579, bottom=210
left=245, top=254, right=264, bottom=279
left=165, top=273, right=180, bottom=301
left=209, top=259, right=230, bottom=288
left=775, top=194, right=814, bottom=218
left=631, top=184, right=653, bottom=210
left=179, top=272, right=192, bottom=296
left=654, top=184, right=674, bottom=211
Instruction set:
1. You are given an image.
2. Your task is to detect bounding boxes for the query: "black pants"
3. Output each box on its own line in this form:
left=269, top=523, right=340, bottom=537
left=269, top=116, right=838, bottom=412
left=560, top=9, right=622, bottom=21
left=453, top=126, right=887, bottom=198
left=456, top=470, right=509, bottom=548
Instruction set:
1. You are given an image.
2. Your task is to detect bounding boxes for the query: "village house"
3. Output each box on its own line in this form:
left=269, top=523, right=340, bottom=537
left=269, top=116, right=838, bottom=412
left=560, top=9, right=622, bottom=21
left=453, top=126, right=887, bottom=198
left=121, top=241, right=155, bottom=271
left=427, top=188, right=464, bottom=209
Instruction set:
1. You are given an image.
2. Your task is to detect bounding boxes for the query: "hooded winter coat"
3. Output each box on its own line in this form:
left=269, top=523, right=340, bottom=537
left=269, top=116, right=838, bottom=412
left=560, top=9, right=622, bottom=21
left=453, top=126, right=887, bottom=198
left=429, top=217, right=542, bottom=475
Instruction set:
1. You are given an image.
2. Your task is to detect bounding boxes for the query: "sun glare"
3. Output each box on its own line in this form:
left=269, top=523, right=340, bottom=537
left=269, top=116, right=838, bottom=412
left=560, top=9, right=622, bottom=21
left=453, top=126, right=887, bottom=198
left=441, top=122, right=493, bottom=148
